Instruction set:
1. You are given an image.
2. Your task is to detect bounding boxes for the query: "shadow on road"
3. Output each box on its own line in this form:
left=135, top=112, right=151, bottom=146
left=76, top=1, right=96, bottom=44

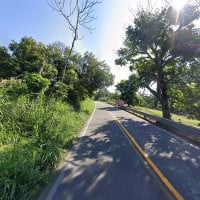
left=39, top=103, right=200, bottom=200
left=98, top=106, right=120, bottom=112
left=51, top=117, right=166, bottom=200
left=117, top=116, right=200, bottom=200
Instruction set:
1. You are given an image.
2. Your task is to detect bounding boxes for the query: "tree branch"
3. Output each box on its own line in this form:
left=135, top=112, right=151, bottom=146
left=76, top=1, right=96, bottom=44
left=144, top=83, right=162, bottom=102
left=48, top=0, right=101, bottom=82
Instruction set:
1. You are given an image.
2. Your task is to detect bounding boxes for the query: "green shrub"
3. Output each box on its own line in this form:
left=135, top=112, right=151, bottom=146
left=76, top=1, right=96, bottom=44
left=0, top=95, right=94, bottom=199
left=2, top=79, right=28, bottom=98
left=46, top=81, right=69, bottom=99
left=23, top=73, right=50, bottom=94
left=80, top=98, right=95, bottom=114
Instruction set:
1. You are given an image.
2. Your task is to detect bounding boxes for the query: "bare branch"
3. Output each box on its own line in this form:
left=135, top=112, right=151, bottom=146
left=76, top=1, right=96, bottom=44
left=48, top=0, right=101, bottom=38
left=48, top=0, right=102, bottom=82
left=68, top=0, right=77, bottom=17
left=47, top=0, right=65, bottom=12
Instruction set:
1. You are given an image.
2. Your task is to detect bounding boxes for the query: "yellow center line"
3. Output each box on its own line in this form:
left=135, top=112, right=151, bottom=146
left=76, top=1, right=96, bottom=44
left=110, top=112, right=184, bottom=200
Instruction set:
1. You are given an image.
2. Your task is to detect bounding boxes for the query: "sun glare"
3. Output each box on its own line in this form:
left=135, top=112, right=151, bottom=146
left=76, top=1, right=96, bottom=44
left=171, top=0, right=188, bottom=11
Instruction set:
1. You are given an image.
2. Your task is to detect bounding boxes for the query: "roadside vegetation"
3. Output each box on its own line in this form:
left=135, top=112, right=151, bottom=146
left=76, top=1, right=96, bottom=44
left=0, top=1, right=111, bottom=198
left=0, top=36, right=113, bottom=199
left=134, top=106, right=200, bottom=128
left=0, top=96, right=94, bottom=199
left=103, top=0, right=200, bottom=127
left=109, top=0, right=200, bottom=127
left=104, top=95, right=200, bottom=128
left=1, top=0, right=200, bottom=198
left=115, top=0, right=200, bottom=119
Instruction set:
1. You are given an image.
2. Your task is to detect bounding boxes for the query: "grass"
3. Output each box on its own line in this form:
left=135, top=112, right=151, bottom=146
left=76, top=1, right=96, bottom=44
left=0, top=95, right=94, bottom=200
left=134, top=106, right=200, bottom=128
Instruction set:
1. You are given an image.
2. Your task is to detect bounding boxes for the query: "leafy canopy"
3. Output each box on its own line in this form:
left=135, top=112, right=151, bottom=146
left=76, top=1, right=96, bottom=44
left=115, top=1, right=200, bottom=118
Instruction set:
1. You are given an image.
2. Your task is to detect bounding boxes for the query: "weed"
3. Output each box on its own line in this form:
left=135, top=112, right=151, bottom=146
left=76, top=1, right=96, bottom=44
left=0, top=95, right=94, bottom=199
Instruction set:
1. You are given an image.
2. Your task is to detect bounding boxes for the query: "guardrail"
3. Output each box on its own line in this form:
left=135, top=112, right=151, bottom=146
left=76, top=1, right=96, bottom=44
left=111, top=103, right=200, bottom=144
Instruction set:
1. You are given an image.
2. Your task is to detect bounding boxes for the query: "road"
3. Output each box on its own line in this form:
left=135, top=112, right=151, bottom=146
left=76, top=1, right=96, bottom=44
left=39, top=102, right=200, bottom=200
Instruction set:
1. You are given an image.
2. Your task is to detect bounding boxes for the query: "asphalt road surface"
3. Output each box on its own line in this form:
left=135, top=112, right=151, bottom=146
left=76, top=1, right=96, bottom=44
left=39, top=102, right=200, bottom=200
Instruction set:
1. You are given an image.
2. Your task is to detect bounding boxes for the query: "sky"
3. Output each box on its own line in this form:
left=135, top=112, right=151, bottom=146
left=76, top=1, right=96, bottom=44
left=0, top=0, right=197, bottom=92
left=0, top=0, right=141, bottom=92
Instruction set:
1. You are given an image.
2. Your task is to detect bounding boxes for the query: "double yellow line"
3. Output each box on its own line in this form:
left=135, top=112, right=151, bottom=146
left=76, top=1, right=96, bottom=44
left=111, top=112, right=184, bottom=200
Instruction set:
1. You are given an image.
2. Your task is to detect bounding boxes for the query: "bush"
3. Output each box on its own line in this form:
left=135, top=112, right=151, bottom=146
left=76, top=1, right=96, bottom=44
left=1, top=74, right=50, bottom=99
left=80, top=98, right=95, bottom=114
left=23, top=73, right=50, bottom=94
left=0, top=95, right=94, bottom=199
left=1, top=79, right=28, bottom=98
left=46, top=81, right=69, bottom=99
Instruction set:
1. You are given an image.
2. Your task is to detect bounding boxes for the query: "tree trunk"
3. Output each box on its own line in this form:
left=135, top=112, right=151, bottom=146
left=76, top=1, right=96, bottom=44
left=61, top=12, right=80, bottom=83
left=161, top=100, right=171, bottom=119
left=160, top=79, right=171, bottom=119
left=157, top=66, right=171, bottom=119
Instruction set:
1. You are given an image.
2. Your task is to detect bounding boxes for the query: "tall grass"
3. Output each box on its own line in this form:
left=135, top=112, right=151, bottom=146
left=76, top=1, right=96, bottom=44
left=0, top=95, right=94, bottom=199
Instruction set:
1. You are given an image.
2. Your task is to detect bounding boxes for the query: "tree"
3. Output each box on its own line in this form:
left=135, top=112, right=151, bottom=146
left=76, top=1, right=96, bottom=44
left=23, top=73, right=50, bottom=94
left=9, top=37, right=45, bottom=76
left=0, top=46, right=11, bottom=79
left=116, top=1, right=200, bottom=118
left=71, top=52, right=114, bottom=99
left=46, top=43, right=66, bottom=81
left=81, top=52, right=114, bottom=96
left=116, top=74, right=139, bottom=106
left=168, top=58, right=200, bottom=119
left=94, top=88, right=110, bottom=100
left=0, top=36, right=114, bottom=104
left=8, top=37, right=58, bottom=79
left=48, top=0, right=101, bottom=82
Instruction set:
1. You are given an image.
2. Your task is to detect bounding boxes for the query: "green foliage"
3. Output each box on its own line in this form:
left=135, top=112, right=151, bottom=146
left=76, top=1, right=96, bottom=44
left=0, top=36, right=112, bottom=199
left=0, top=34, right=110, bottom=200
left=1, top=74, right=50, bottom=98
left=116, top=2, right=200, bottom=118
left=116, top=74, right=139, bottom=106
left=80, top=97, right=95, bottom=114
left=108, top=92, right=121, bottom=102
left=0, top=46, right=12, bottom=79
left=138, top=94, right=161, bottom=109
left=169, top=84, right=200, bottom=119
left=77, top=52, right=114, bottom=98
left=67, top=88, right=84, bottom=109
left=64, top=68, right=78, bottom=89
left=9, top=37, right=47, bottom=76
left=2, top=79, right=28, bottom=98
left=23, top=73, right=50, bottom=94
left=1, top=37, right=114, bottom=104
left=94, top=88, right=110, bottom=101
left=0, top=95, right=94, bottom=199
left=168, top=58, right=200, bottom=119
left=0, top=37, right=114, bottom=101
left=2, top=37, right=59, bottom=81
left=46, top=43, right=65, bottom=81
left=134, top=106, right=200, bottom=128
left=46, top=81, right=69, bottom=99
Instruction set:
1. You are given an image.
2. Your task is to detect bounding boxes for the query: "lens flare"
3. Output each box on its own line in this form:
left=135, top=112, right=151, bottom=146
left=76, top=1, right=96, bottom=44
left=171, top=0, right=188, bottom=11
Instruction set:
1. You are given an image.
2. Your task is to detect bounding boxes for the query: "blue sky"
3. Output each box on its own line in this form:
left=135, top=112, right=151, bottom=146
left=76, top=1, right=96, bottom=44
left=1, top=0, right=197, bottom=92
left=0, top=0, right=139, bottom=91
